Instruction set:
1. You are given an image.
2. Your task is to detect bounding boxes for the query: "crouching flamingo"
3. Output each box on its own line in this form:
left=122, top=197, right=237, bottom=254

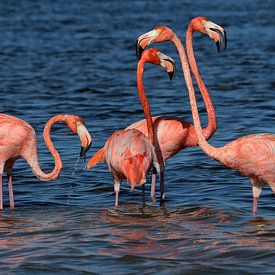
left=0, top=114, right=92, bottom=209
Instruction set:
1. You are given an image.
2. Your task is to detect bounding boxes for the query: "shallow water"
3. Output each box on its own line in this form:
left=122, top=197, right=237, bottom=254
left=0, top=0, right=274, bottom=273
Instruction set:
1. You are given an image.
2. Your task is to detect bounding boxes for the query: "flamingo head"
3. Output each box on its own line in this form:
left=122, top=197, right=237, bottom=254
left=136, top=26, right=174, bottom=59
left=140, top=48, right=176, bottom=81
left=64, top=115, right=92, bottom=157
left=190, top=16, right=227, bottom=52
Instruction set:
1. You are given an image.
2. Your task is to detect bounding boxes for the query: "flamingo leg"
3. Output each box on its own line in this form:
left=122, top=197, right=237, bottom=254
left=0, top=173, right=2, bottom=210
left=159, top=167, right=165, bottom=201
left=114, top=179, right=121, bottom=207
left=251, top=179, right=263, bottom=216
left=150, top=167, right=157, bottom=201
left=8, top=173, right=14, bottom=209
left=141, top=183, right=146, bottom=206
left=269, top=182, right=275, bottom=194
left=252, top=197, right=259, bottom=216
left=142, top=183, right=145, bottom=196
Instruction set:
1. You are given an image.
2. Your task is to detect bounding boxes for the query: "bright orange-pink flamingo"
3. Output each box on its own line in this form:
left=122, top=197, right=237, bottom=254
left=167, top=19, right=274, bottom=216
left=132, top=17, right=226, bottom=200
left=0, top=114, right=92, bottom=209
left=86, top=49, right=175, bottom=206
left=86, top=128, right=158, bottom=207
left=130, top=48, right=175, bottom=201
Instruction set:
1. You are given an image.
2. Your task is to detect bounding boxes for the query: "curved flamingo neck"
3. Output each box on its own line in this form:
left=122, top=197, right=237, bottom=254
left=27, top=115, right=66, bottom=181
left=171, top=34, right=218, bottom=159
left=171, top=33, right=216, bottom=141
left=137, top=59, right=154, bottom=143
left=186, top=25, right=217, bottom=139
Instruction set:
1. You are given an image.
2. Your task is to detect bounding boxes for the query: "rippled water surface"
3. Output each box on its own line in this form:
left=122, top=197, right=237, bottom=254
left=0, top=0, right=274, bottom=273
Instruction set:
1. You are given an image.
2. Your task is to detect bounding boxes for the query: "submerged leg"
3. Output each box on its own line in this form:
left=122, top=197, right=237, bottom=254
left=159, top=165, right=165, bottom=201
left=0, top=164, right=4, bottom=210
left=142, top=184, right=146, bottom=206
left=142, top=183, right=145, bottom=197
left=6, top=161, right=15, bottom=209
left=150, top=167, right=157, bottom=201
left=269, top=182, right=275, bottom=194
left=0, top=173, right=2, bottom=210
left=251, top=179, right=263, bottom=216
left=114, top=179, right=121, bottom=207
left=8, top=173, right=14, bottom=209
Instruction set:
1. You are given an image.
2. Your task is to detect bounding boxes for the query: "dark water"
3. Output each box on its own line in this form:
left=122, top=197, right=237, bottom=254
left=0, top=0, right=274, bottom=273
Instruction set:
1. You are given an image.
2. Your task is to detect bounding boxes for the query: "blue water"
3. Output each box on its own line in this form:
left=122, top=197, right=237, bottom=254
left=0, top=0, right=274, bottom=273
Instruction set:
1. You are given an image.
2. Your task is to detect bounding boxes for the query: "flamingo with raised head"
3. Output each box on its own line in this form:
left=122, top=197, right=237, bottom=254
left=133, top=17, right=226, bottom=200
left=86, top=48, right=175, bottom=206
left=0, top=114, right=92, bottom=209
left=167, top=19, right=274, bottom=215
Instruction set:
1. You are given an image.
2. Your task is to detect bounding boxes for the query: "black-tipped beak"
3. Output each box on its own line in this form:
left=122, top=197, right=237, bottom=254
left=168, top=71, right=175, bottom=81
left=224, top=30, right=227, bottom=49
left=136, top=41, right=144, bottom=60
left=210, top=27, right=227, bottom=53
left=216, top=41, right=220, bottom=53
left=80, top=143, right=91, bottom=158
left=164, top=58, right=176, bottom=81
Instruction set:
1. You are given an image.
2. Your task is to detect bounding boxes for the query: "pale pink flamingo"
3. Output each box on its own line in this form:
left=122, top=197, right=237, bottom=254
left=132, top=17, right=226, bottom=200
left=0, top=114, right=92, bottom=209
left=86, top=49, right=175, bottom=206
left=167, top=19, right=274, bottom=216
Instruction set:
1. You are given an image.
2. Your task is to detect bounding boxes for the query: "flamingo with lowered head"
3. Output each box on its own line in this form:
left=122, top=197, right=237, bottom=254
left=0, top=114, right=92, bottom=209
left=133, top=17, right=226, bottom=200
left=86, top=48, right=175, bottom=206
left=160, top=18, right=274, bottom=215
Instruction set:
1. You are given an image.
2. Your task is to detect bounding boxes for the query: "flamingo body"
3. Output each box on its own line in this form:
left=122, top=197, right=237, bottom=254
left=104, top=129, right=156, bottom=188
left=218, top=133, right=275, bottom=183
left=127, top=115, right=197, bottom=161
left=0, top=114, right=36, bottom=168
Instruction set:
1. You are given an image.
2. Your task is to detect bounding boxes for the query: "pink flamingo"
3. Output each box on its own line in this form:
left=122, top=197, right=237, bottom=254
left=86, top=128, right=158, bottom=207
left=169, top=19, right=274, bottom=215
left=86, top=48, right=175, bottom=206
left=132, top=17, right=226, bottom=199
left=0, top=114, right=92, bottom=209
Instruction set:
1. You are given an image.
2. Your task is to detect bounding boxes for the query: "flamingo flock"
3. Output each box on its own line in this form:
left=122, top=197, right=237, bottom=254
left=1, top=17, right=274, bottom=215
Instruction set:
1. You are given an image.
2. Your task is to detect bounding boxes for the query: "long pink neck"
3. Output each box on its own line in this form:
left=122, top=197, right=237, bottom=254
left=171, top=34, right=216, bottom=140
left=171, top=34, right=220, bottom=159
left=26, top=115, right=65, bottom=181
left=186, top=25, right=217, bottom=138
left=137, top=60, right=154, bottom=143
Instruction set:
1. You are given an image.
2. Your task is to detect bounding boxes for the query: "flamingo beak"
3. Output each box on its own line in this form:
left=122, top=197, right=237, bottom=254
left=203, top=21, right=227, bottom=53
left=158, top=52, right=176, bottom=81
left=76, top=122, right=92, bottom=157
left=136, top=40, right=144, bottom=60
left=136, top=29, right=160, bottom=59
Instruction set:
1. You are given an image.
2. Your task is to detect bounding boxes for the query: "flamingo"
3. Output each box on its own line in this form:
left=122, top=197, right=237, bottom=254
left=86, top=129, right=158, bottom=207
left=132, top=17, right=226, bottom=199
left=86, top=48, right=175, bottom=206
left=0, top=114, right=92, bottom=209
left=168, top=19, right=274, bottom=215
